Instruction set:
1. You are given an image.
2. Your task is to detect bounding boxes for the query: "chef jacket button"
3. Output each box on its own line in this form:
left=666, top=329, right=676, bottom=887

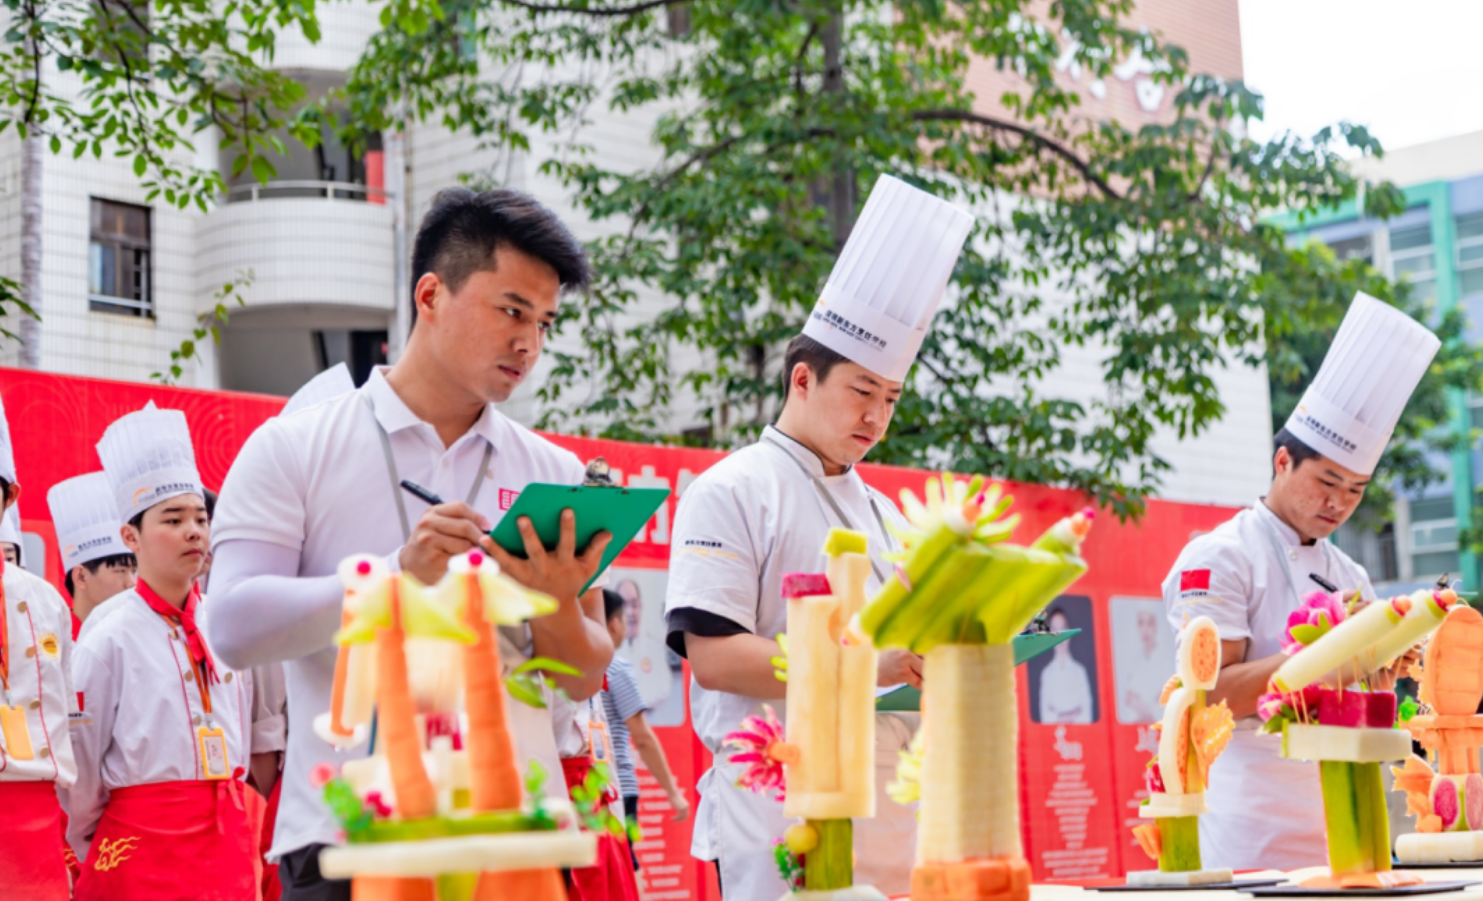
left=185, top=670, right=195, bottom=683
left=1289, top=551, right=1297, bottom=560
left=15, top=601, right=26, bottom=614
left=24, top=646, right=35, bottom=659
left=28, top=699, right=40, bottom=710
left=193, top=714, right=202, bottom=726
left=224, top=672, right=234, bottom=683
left=37, top=746, right=50, bottom=759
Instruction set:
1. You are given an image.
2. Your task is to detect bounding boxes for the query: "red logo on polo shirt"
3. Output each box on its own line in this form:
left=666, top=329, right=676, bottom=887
left=499, top=489, right=519, bottom=510
left=77, top=692, right=84, bottom=712
left=1179, top=570, right=1211, bottom=592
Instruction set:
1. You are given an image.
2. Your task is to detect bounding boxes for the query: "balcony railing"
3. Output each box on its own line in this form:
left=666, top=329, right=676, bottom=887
left=223, top=180, right=388, bottom=204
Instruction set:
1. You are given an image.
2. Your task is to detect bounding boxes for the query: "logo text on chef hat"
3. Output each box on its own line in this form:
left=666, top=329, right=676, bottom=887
left=811, top=308, right=889, bottom=350
left=1293, top=410, right=1358, bottom=455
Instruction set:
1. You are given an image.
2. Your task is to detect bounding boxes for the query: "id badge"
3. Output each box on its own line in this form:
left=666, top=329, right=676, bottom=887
left=197, top=726, right=230, bottom=780
left=0, top=705, right=33, bottom=761
left=588, top=718, right=614, bottom=766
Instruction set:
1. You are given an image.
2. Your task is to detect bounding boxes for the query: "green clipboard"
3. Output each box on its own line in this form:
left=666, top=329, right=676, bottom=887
left=874, top=629, right=1080, bottom=712
left=489, top=483, right=671, bottom=594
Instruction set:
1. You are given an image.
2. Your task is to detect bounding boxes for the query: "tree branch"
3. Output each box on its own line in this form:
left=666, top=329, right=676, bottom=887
left=911, top=108, right=1121, bottom=200
left=493, top=0, right=695, bottom=17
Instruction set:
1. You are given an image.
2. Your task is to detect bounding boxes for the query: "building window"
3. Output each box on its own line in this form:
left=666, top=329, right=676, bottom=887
left=89, top=198, right=152, bottom=317
left=1456, top=212, right=1483, bottom=299
left=1328, top=233, right=1373, bottom=265
left=314, top=329, right=388, bottom=386
left=1409, top=495, right=1460, bottom=579
left=1388, top=221, right=1437, bottom=304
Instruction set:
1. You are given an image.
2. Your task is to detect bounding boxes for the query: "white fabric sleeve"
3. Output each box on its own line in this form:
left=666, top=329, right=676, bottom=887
left=663, top=473, right=765, bottom=634
left=1161, top=537, right=1253, bottom=643
left=60, top=643, right=117, bottom=860
left=249, top=662, right=288, bottom=754
left=203, top=540, right=346, bottom=670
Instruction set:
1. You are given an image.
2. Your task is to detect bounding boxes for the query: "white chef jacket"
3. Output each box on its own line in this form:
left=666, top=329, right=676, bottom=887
left=1038, top=653, right=1094, bottom=724
left=0, top=561, right=77, bottom=786
left=665, top=425, right=918, bottom=901
left=62, top=589, right=260, bottom=857
left=209, top=366, right=582, bottom=862
left=1160, top=499, right=1376, bottom=872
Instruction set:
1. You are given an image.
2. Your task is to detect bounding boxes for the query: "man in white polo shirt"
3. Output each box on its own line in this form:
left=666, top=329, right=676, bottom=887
left=206, top=187, right=615, bottom=901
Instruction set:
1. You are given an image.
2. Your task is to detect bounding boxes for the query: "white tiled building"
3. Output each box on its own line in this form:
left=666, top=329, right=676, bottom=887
left=0, top=0, right=1275, bottom=509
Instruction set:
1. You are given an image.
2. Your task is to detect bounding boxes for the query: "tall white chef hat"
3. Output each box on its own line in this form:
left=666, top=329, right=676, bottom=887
left=96, top=407, right=204, bottom=521
left=802, top=174, right=975, bottom=382
left=0, top=390, right=15, bottom=484
left=1284, top=292, right=1441, bottom=476
left=0, top=504, right=19, bottom=547
left=281, top=363, right=354, bottom=417
left=49, top=472, right=131, bottom=570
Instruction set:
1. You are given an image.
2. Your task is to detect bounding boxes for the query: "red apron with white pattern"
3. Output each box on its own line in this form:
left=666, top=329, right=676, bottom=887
left=562, top=756, right=641, bottom=901
left=0, top=780, right=71, bottom=900
left=74, top=779, right=256, bottom=901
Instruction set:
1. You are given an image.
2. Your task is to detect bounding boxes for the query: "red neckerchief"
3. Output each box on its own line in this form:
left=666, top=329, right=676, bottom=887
left=137, top=579, right=219, bottom=686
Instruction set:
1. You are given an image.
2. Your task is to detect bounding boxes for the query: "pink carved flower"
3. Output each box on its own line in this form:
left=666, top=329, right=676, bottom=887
left=308, top=762, right=337, bottom=789
left=723, top=705, right=796, bottom=802
left=1282, top=590, right=1347, bottom=654
left=1258, top=683, right=1324, bottom=722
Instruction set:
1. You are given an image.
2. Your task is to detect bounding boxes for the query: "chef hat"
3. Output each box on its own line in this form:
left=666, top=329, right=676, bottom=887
left=0, top=504, right=19, bottom=547
left=96, top=407, right=204, bottom=520
left=802, top=174, right=975, bottom=382
left=281, top=363, right=354, bottom=417
left=48, top=472, right=131, bottom=570
left=1284, top=292, right=1441, bottom=476
left=0, top=391, right=15, bottom=484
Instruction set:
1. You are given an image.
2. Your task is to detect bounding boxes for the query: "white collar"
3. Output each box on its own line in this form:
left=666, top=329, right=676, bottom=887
left=1253, top=498, right=1310, bottom=548
left=761, top=425, right=851, bottom=480
left=362, top=367, right=506, bottom=451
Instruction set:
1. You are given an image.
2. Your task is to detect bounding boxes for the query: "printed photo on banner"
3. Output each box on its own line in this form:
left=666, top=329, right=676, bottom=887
left=1108, top=596, right=1174, bottom=726
left=1027, top=595, right=1099, bottom=725
left=607, top=566, right=688, bottom=727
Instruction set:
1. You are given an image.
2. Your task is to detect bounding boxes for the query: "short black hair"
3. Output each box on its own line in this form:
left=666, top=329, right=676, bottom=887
left=65, top=553, right=137, bottom=597
left=409, top=187, right=591, bottom=327
left=781, top=334, right=850, bottom=401
left=1274, top=427, right=1322, bottom=470
left=603, top=587, right=626, bottom=622
left=203, top=487, right=217, bottom=522
left=0, top=476, right=11, bottom=503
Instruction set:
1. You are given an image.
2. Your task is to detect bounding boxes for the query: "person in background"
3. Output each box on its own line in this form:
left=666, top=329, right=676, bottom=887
left=0, top=394, right=81, bottom=901
left=48, top=472, right=137, bottom=630
left=64, top=406, right=270, bottom=900
left=602, top=587, right=690, bottom=872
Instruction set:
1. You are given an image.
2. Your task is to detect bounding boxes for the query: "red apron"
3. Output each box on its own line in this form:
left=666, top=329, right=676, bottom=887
left=74, top=779, right=256, bottom=901
left=561, top=757, right=640, bottom=901
left=260, top=778, right=283, bottom=901
left=0, top=781, right=71, bottom=901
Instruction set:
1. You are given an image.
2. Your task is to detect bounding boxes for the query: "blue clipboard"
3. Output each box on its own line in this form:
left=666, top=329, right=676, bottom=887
left=874, top=630, right=1079, bottom=712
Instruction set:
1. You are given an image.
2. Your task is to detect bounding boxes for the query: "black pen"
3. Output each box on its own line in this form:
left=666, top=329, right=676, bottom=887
left=1309, top=573, right=1339, bottom=593
left=400, top=479, right=445, bottom=506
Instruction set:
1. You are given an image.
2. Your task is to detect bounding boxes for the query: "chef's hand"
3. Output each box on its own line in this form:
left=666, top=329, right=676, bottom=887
left=878, top=649, right=925, bottom=690
left=667, top=789, right=691, bottom=822
left=487, top=509, right=611, bottom=604
left=399, top=501, right=497, bottom=585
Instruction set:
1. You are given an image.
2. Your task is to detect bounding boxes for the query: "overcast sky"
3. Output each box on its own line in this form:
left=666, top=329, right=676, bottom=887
left=1239, top=0, right=1483, bottom=152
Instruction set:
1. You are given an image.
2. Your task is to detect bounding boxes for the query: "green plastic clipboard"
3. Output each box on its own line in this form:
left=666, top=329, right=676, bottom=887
left=874, top=629, right=1080, bottom=712
left=489, top=483, right=671, bottom=594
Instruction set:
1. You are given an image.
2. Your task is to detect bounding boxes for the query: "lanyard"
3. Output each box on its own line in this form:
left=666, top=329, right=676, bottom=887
left=362, top=394, right=495, bottom=543
left=1255, top=506, right=1338, bottom=612
left=762, top=433, right=894, bottom=583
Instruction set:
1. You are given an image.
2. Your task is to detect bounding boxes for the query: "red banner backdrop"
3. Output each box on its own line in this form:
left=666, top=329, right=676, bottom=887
left=0, top=367, right=1240, bottom=896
